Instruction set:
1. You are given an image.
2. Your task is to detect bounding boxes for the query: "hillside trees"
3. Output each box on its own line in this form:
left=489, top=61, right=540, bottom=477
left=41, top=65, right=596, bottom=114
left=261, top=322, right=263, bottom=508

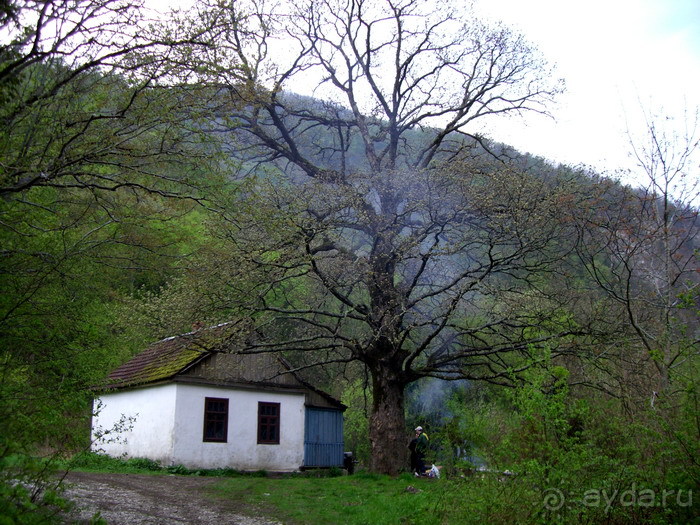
left=575, top=108, right=699, bottom=403
left=0, top=0, right=224, bottom=199
left=572, top=109, right=699, bottom=484
left=176, top=0, right=592, bottom=474
left=0, top=0, right=230, bottom=495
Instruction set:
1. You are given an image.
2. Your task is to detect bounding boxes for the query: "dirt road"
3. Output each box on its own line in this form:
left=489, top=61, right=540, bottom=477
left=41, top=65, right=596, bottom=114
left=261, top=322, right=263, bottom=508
left=63, top=471, right=282, bottom=525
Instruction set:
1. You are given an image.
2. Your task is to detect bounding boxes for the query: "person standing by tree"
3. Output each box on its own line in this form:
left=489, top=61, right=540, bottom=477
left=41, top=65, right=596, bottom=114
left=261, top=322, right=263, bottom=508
left=414, top=426, right=429, bottom=476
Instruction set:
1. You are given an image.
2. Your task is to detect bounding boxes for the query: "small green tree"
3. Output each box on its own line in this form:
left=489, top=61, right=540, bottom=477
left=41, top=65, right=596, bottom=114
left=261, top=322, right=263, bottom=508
left=0, top=1, right=231, bottom=519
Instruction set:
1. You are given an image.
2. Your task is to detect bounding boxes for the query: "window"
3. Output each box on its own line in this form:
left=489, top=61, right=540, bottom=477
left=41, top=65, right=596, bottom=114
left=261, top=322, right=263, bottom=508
left=257, top=402, right=280, bottom=444
left=203, top=397, right=228, bottom=442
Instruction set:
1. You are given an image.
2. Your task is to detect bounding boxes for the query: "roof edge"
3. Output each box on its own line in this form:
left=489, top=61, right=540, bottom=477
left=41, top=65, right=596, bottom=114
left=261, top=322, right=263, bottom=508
left=277, top=356, right=347, bottom=411
left=95, top=351, right=212, bottom=392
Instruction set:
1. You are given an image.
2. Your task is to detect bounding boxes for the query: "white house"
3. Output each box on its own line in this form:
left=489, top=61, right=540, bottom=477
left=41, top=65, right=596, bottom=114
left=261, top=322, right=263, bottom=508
left=91, top=323, right=345, bottom=472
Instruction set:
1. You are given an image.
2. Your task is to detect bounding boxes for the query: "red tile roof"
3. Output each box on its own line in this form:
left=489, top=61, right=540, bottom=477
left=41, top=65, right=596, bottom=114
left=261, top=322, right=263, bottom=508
left=100, top=322, right=236, bottom=390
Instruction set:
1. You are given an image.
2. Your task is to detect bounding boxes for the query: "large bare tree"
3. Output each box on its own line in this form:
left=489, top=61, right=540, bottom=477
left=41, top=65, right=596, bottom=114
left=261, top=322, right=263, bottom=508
left=188, top=0, right=582, bottom=473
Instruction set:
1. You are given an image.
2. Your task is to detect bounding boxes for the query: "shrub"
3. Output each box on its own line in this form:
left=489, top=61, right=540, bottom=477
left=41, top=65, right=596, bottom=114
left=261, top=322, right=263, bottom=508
left=0, top=453, right=71, bottom=525
left=126, top=457, right=163, bottom=471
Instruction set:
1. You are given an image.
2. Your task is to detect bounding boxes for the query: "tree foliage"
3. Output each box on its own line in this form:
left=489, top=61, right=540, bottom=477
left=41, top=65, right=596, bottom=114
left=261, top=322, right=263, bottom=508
left=0, top=1, right=232, bottom=518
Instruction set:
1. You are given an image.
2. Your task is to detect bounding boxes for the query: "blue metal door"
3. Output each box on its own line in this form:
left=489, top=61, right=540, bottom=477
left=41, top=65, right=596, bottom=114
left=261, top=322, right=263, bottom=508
left=303, top=407, right=344, bottom=467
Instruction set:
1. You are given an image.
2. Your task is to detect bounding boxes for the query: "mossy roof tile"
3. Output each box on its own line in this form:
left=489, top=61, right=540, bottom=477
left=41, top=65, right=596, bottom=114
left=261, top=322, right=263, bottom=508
left=102, top=323, right=234, bottom=390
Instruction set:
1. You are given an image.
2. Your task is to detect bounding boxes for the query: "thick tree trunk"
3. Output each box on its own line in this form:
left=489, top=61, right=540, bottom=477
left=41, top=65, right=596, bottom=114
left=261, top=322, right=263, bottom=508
left=368, top=368, right=407, bottom=475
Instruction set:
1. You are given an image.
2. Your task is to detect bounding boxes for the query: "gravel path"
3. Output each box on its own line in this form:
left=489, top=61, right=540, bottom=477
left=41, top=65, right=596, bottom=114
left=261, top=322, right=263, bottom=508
left=63, top=472, right=282, bottom=525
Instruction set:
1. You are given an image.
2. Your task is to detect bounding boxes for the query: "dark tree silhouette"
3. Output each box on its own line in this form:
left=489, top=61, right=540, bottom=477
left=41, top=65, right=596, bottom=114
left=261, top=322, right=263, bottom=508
left=187, top=0, right=581, bottom=474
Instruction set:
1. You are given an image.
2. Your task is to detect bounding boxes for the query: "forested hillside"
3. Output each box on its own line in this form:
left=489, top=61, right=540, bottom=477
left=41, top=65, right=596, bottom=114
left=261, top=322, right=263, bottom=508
left=1, top=0, right=697, bottom=523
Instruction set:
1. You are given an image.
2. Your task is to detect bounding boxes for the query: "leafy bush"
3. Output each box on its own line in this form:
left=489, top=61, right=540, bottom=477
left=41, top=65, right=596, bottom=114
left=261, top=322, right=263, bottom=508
left=126, top=457, right=163, bottom=471
left=165, top=464, right=193, bottom=475
left=342, top=380, right=372, bottom=467
left=0, top=453, right=71, bottom=525
left=417, top=350, right=699, bottom=524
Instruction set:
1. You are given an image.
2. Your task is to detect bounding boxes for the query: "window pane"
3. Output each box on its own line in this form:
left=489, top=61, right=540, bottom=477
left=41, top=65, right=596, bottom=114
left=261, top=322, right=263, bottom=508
left=257, top=402, right=280, bottom=444
left=203, top=397, right=228, bottom=442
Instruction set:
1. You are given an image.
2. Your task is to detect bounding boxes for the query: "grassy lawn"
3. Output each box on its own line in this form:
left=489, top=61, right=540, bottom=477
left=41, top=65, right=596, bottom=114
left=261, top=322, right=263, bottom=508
left=208, top=472, right=443, bottom=525
left=205, top=471, right=536, bottom=525
left=64, top=453, right=534, bottom=524
left=69, top=453, right=697, bottom=524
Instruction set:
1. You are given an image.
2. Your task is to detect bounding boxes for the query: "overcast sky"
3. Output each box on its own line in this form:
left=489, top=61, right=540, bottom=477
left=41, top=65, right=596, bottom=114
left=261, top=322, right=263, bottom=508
left=474, top=0, right=700, bottom=179
left=151, top=0, right=699, bottom=182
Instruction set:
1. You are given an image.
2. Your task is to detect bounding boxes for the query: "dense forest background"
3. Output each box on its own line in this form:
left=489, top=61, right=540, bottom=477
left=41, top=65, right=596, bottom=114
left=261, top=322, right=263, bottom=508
left=1, top=0, right=698, bottom=523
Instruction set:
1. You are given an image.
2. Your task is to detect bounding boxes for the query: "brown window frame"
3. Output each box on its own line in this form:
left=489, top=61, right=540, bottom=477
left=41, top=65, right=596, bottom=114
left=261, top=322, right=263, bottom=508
left=257, top=402, right=280, bottom=444
left=203, top=397, right=229, bottom=443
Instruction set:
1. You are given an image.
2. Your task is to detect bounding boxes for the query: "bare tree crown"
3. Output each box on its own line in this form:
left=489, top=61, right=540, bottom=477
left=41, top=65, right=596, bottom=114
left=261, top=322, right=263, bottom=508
left=197, top=0, right=562, bottom=177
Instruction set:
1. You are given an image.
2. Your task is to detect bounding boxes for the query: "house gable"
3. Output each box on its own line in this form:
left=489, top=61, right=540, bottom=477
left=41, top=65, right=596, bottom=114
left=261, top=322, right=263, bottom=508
left=99, top=322, right=345, bottom=410
left=178, top=352, right=345, bottom=410
left=179, top=351, right=301, bottom=388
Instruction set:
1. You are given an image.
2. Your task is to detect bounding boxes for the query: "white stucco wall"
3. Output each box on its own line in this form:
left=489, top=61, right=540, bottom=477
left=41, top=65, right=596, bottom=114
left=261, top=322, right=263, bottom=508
left=172, top=384, right=306, bottom=471
left=91, top=383, right=177, bottom=463
left=91, top=382, right=307, bottom=472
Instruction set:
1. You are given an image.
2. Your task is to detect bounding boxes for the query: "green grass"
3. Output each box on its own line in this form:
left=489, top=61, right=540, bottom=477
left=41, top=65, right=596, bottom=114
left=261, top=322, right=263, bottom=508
left=64, top=452, right=257, bottom=477
left=61, top=454, right=546, bottom=523
left=209, top=472, right=447, bottom=525
left=65, top=452, right=169, bottom=474
left=65, top=452, right=344, bottom=478
left=65, top=453, right=698, bottom=524
left=206, top=471, right=543, bottom=525
left=66, top=454, right=530, bottom=524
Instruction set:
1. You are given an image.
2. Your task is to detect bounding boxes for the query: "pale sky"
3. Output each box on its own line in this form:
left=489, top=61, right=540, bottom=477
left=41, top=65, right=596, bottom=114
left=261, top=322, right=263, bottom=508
left=474, top=0, right=700, bottom=178
left=150, top=0, right=700, bottom=181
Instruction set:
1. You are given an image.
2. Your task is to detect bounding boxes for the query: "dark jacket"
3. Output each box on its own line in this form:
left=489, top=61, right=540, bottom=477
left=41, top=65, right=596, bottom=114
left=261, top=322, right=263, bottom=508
left=416, top=432, right=429, bottom=455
